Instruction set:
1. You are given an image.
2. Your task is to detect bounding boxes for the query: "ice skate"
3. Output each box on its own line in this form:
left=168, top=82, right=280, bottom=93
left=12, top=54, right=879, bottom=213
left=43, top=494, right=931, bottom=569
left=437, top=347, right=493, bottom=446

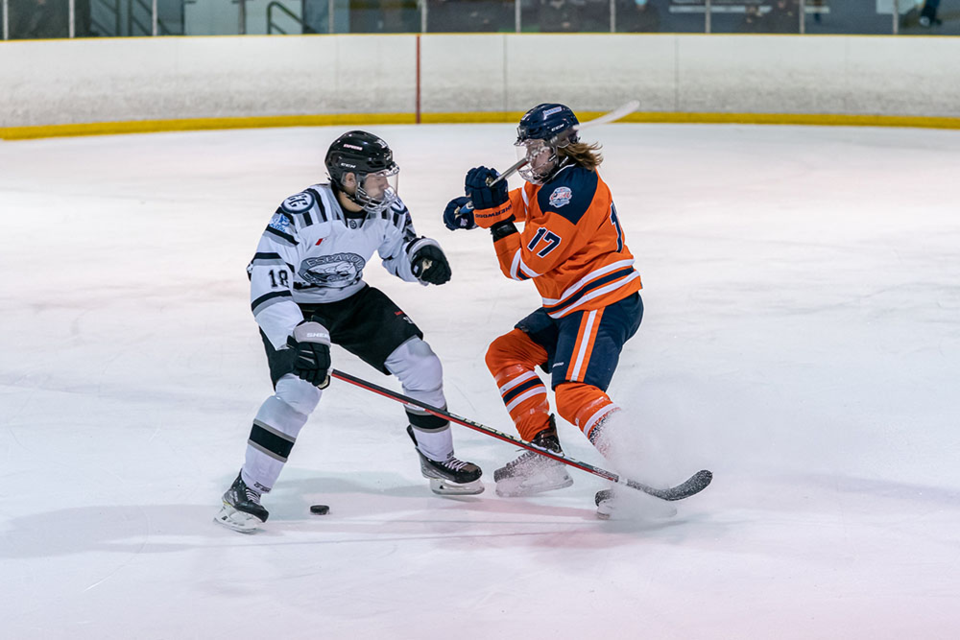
left=214, top=472, right=269, bottom=533
left=407, top=426, right=484, bottom=495
left=494, top=417, right=573, bottom=497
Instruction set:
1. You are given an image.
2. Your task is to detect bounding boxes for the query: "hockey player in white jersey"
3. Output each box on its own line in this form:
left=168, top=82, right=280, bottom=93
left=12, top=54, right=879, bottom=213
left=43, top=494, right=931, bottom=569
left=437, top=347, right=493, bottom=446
left=215, top=131, right=483, bottom=533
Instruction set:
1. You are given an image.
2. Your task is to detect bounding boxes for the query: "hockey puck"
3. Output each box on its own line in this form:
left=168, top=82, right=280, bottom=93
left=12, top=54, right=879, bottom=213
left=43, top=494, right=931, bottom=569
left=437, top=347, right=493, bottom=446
left=310, top=504, right=330, bottom=515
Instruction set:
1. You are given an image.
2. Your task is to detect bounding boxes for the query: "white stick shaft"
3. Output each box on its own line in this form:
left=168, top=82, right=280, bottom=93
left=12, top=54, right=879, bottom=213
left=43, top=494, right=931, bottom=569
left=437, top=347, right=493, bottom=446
left=574, top=99, right=640, bottom=131
left=487, top=100, right=640, bottom=186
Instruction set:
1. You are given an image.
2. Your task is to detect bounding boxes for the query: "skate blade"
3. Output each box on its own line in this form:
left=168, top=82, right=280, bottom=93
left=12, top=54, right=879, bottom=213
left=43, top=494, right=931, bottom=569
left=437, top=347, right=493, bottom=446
left=214, top=503, right=263, bottom=533
left=429, top=477, right=485, bottom=495
left=596, top=495, right=678, bottom=520
left=494, top=473, right=573, bottom=497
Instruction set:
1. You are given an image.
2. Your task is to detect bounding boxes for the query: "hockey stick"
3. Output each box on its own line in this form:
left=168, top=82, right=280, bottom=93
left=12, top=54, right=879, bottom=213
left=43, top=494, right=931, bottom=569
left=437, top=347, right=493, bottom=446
left=486, top=99, right=641, bottom=188
left=331, top=368, right=712, bottom=502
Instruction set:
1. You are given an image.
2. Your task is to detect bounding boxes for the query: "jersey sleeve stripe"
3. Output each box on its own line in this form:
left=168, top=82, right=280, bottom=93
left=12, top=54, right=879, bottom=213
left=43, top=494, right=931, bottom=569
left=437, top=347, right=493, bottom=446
left=252, top=290, right=293, bottom=315
left=518, top=258, right=540, bottom=279
left=264, top=226, right=298, bottom=246
left=250, top=252, right=294, bottom=270
left=509, top=250, right=526, bottom=281
left=507, top=249, right=539, bottom=281
left=306, top=188, right=328, bottom=222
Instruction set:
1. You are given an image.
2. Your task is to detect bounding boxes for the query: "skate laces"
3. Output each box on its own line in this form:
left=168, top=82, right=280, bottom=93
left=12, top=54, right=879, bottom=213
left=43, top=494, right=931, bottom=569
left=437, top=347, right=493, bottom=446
left=442, top=456, right=469, bottom=471
left=511, top=449, right=547, bottom=466
left=235, top=479, right=261, bottom=504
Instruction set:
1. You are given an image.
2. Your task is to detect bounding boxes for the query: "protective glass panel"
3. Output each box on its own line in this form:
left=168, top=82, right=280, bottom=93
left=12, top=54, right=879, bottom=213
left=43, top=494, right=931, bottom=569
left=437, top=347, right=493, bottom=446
left=903, top=0, right=960, bottom=35
left=8, top=0, right=69, bottom=38
left=802, top=0, right=892, bottom=34
left=349, top=0, right=420, bottom=33
left=659, top=0, right=713, bottom=33
left=615, top=0, right=663, bottom=32
left=706, top=1, right=802, bottom=34
left=427, top=0, right=515, bottom=33
left=534, top=0, right=607, bottom=32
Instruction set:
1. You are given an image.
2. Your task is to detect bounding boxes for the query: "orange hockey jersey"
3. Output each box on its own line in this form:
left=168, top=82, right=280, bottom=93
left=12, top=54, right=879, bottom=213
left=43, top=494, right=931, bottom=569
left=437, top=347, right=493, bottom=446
left=493, top=164, right=642, bottom=319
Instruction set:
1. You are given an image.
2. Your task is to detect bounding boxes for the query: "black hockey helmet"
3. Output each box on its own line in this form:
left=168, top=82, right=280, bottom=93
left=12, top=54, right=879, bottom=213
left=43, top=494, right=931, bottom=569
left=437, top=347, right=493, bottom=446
left=325, top=131, right=400, bottom=214
left=515, top=103, right=580, bottom=184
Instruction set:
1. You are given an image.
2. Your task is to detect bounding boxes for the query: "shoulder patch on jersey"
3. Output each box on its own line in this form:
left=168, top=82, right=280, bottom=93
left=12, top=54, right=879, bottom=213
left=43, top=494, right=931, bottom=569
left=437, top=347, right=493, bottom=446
left=548, top=186, right=573, bottom=208
left=281, top=191, right=315, bottom=214
left=536, top=166, right=598, bottom=226
left=268, top=212, right=293, bottom=234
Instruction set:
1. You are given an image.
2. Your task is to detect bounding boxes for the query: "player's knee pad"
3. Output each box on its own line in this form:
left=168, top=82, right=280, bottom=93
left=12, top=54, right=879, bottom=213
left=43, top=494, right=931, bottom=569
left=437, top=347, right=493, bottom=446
left=386, top=338, right=447, bottom=430
left=274, top=374, right=323, bottom=417
left=385, top=337, right=444, bottom=401
left=554, top=382, right=617, bottom=442
left=485, top=329, right=548, bottom=378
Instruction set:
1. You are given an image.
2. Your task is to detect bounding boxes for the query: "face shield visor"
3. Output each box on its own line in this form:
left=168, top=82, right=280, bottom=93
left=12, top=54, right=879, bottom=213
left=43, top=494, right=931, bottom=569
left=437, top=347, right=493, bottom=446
left=355, top=165, right=400, bottom=214
left=514, top=138, right=558, bottom=185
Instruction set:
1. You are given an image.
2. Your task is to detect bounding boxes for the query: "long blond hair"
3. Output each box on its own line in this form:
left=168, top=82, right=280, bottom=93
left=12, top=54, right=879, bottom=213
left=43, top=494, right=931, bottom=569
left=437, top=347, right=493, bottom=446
left=558, top=141, right=603, bottom=171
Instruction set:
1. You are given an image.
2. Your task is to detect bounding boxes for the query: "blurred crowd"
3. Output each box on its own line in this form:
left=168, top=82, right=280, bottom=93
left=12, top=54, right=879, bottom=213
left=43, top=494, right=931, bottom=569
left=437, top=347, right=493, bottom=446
left=737, top=0, right=802, bottom=33
left=0, top=0, right=950, bottom=39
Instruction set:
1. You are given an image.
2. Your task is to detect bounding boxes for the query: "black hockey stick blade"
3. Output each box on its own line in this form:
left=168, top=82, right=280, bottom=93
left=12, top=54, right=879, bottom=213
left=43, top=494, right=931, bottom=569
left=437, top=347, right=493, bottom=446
left=623, top=469, right=713, bottom=502
left=330, top=368, right=713, bottom=502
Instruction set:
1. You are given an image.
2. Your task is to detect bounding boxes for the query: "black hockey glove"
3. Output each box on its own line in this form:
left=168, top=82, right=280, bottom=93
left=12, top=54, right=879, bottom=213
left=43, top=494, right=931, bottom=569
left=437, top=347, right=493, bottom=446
left=443, top=196, right=477, bottom=231
left=411, top=244, right=452, bottom=285
left=287, top=321, right=332, bottom=388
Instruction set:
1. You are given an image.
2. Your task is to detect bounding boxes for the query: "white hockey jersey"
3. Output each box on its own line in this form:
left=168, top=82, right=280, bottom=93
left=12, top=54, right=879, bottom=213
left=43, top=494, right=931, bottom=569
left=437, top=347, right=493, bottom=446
left=248, top=183, right=442, bottom=349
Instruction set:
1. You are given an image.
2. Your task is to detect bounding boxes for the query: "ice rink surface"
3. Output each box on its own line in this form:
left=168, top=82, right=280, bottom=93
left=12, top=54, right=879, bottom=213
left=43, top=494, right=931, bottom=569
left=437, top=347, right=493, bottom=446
left=1, top=123, right=959, bottom=639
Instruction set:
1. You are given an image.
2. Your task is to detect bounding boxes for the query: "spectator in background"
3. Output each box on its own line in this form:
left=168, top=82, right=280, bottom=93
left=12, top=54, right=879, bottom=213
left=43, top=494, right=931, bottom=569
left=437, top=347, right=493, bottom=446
left=737, top=3, right=763, bottom=33
left=919, top=0, right=941, bottom=27
left=810, top=0, right=822, bottom=25
left=539, top=0, right=583, bottom=32
left=617, top=0, right=660, bottom=33
left=765, top=0, right=799, bottom=34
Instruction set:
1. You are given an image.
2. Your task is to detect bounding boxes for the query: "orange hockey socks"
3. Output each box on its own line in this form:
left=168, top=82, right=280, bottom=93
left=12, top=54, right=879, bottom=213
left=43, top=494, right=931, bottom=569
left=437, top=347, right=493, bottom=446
left=555, top=382, right=618, bottom=443
left=486, top=330, right=552, bottom=441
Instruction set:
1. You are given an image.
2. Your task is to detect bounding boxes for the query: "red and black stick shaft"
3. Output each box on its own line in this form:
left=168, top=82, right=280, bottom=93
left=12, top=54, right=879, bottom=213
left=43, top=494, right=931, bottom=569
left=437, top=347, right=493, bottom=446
left=330, top=368, right=618, bottom=483
left=330, top=369, right=713, bottom=501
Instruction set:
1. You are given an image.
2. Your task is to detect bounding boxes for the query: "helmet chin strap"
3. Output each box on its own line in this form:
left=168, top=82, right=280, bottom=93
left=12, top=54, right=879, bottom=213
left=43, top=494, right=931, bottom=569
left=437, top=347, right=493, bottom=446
left=544, top=155, right=572, bottom=182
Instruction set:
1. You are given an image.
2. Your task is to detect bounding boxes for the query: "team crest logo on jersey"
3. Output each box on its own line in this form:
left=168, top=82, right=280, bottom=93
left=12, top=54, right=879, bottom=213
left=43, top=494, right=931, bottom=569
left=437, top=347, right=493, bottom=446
left=299, top=253, right=366, bottom=287
left=268, top=213, right=292, bottom=233
left=281, top=192, right=315, bottom=214
left=549, top=186, right=573, bottom=208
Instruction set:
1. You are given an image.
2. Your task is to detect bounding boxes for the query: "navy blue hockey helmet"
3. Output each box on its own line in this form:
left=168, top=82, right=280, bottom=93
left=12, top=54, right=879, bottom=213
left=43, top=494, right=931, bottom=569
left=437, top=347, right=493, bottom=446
left=515, top=104, right=580, bottom=184
left=516, top=103, right=580, bottom=146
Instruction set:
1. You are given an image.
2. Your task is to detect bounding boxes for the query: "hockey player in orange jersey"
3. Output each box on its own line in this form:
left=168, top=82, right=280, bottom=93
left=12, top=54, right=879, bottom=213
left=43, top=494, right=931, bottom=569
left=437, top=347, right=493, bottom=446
left=443, top=103, right=643, bottom=515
